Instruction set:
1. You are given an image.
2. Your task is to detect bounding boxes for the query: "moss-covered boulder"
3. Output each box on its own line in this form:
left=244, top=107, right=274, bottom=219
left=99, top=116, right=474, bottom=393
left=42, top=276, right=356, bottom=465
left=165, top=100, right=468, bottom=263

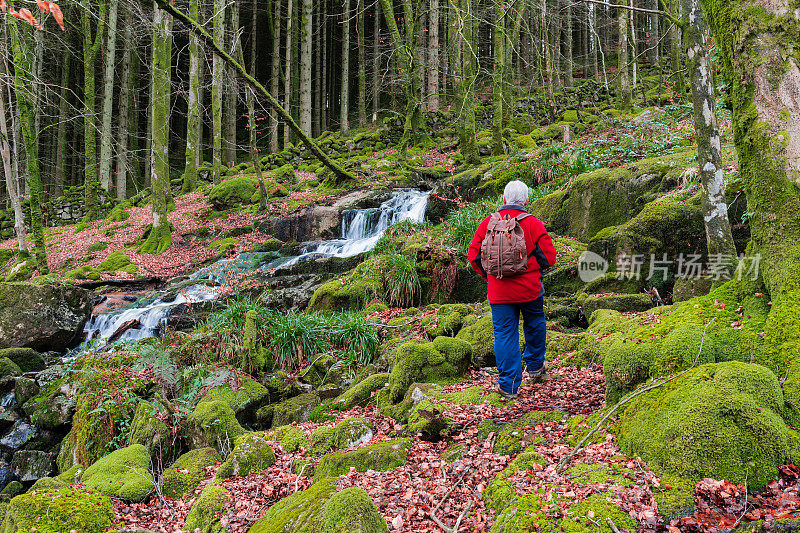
left=161, top=447, right=220, bottom=498
left=0, top=348, right=44, bottom=372
left=386, top=338, right=472, bottom=402
left=13, top=377, right=38, bottom=406
left=0, top=357, right=20, bottom=379
left=272, top=392, right=321, bottom=427
left=97, top=250, right=137, bottom=275
left=616, top=362, right=799, bottom=489
left=197, top=377, right=269, bottom=424
left=314, top=438, right=412, bottom=481
left=307, top=260, right=380, bottom=312
left=578, top=292, right=654, bottom=316
left=183, top=482, right=231, bottom=533
left=248, top=478, right=387, bottom=533
left=267, top=425, right=309, bottom=452
left=0, top=282, right=92, bottom=351
left=208, top=176, right=260, bottom=210
left=455, top=315, right=494, bottom=367
left=3, top=487, right=115, bottom=533
left=128, top=399, right=172, bottom=458
left=333, top=373, right=389, bottom=409
left=22, top=377, right=74, bottom=430
left=215, top=433, right=276, bottom=480
left=185, top=400, right=246, bottom=453
left=82, top=444, right=154, bottom=501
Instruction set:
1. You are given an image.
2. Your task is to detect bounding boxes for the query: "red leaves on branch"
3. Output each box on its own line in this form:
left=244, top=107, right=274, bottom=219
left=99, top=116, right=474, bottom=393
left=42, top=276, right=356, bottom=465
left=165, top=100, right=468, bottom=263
left=11, top=7, right=42, bottom=30
left=0, top=0, right=63, bottom=31
left=37, top=0, right=64, bottom=30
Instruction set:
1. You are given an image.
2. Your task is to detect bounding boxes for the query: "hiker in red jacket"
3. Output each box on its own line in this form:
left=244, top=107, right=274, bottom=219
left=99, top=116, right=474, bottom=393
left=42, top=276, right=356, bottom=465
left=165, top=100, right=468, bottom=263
left=468, top=180, right=558, bottom=399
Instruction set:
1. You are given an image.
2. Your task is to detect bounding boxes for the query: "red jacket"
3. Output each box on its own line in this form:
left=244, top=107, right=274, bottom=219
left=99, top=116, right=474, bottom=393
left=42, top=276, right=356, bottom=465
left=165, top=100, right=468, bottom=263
left=468, top=205, right=558, bottom=304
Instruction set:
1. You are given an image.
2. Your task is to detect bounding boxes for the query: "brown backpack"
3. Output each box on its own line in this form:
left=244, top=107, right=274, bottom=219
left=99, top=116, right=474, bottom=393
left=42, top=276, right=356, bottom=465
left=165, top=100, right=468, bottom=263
left=480, top=212, right=531, bottom=279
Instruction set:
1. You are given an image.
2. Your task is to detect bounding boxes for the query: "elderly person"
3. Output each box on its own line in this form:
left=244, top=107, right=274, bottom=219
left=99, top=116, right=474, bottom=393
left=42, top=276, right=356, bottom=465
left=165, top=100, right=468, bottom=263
left=467, top=180, right=558, bottom=399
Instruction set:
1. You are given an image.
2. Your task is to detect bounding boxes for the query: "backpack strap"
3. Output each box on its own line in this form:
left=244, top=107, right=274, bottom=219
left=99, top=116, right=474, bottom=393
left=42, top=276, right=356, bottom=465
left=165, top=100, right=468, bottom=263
left=514, top=213, right=532, bottom=222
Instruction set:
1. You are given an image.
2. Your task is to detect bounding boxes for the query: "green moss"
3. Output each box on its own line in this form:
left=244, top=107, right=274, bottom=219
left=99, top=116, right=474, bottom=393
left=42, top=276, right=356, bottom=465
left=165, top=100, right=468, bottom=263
left=108, top=205, right=130, bottom=221
left=386, top=340, right=471, bottom=402
left=578, top=293, right=654, bottom=316
left=333, top=418, right=373, bottom=448
left=185, top=400, right=246, bottom=453
left=565, top=462, right=634, bottom=486
left=183, top=483, right=230, bottom=533
left=97, top=250, right=133, bottom=272
left=198, top=378, right=269, bottom=422
left=0, top=358, right=21, bottom=378
left=267, top=425, right=308, bottom=452
left=216, top=433, right=276, bottom=479
left=307, top=259, right=381, bottom=312
left=456, top=314, right=495, bottom=367
left=317, top=487, right=388, bottom=533
left=82, top=444, right=154, bottom=501
left=208, top=176, right=260, bottom=210
left=652, top=472, right=696, bottom=521
left=562, top=110, right=579, bottom=122
left=138, top=222, right=172, bottom=255
left=616, top=362, right=797, bottom=489
left=207, top=238, right=239, bottom=254
left=248, top=478, right=338, bottom=533
left=334, top=373, right=389, bottom=409
left=3, top=487, right=115, bottom=533
left=128, top=399, right=171, bottom=457
left=308, top=426, right=337, bottom=457
left=559, top=493, right=637, bottom=532
left=0, top=481, right=23, bottom=501
left=272, top=392, right=321, bottom=427
left=161, top=447, right=220, bottom=498
left=314, top=439, right=412, bottom=481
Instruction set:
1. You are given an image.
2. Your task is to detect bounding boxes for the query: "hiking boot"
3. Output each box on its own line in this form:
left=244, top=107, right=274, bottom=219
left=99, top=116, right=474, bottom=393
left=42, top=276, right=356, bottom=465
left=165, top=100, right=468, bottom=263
left=526, top=362, right=550, bottom=385
left=498, top=387, right=519, bottom=400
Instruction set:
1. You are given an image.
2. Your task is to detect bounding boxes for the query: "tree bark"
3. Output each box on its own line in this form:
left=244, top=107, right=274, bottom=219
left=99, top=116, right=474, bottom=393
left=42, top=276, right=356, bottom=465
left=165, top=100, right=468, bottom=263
left=283, top=0, right=294, bottom=145
left=371, top=0, right=381, bottom=122
left=448, top=0, right=479, bottom=165
left=669, top=0, right=684, bottom=98
left=224, top=1, right=240, bottom=166
left=8, top=17, right=47, bottom=271
left=270, top=0, right=282, bottom=152
left=699, top=0, right=800, bottom=393
left=565, top=0, right=573, bottom=86
left=340, top=0, right=351, bottom=133
left=357, top=0, right=367, bottom=126
left=681, top=0, right=735, bottom=277
left=427, top=0, right=440, bottom=111
left=183, top=0, right=202, bottom=193
left=54, top=52, right=70, bottom=197
left=212, top=0, right=225, bottom=183
left=141, top=1, right=173, bottom=255
left=116, top=1, right=132, bottom=200
left=491, top=0, right=504, bottom=155
left=617, top=2, right=632, bottom=110
left=98, top=0, right=119, bottom=192
left=299, top=0, right=313, bottom=134
left=81, top=0, right=108, bottom=220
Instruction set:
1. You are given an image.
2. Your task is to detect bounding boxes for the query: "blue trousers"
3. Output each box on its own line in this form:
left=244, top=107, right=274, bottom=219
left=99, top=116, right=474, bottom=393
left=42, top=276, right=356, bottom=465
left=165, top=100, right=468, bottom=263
left=491, top=297, right=546, bottom=394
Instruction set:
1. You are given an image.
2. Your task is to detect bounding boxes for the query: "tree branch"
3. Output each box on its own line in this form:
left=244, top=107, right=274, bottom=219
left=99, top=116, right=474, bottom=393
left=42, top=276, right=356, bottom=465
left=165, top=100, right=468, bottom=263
left=152, top=0, right=357, bottom=184
left=571, top=0, right=678, bottom=25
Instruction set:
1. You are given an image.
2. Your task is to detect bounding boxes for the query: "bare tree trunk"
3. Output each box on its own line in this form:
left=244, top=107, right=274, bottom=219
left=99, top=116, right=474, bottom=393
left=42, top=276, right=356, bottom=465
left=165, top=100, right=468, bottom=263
left=371, top=0, right=381, bottom=122
left=270, top=0, right=282, bottom=152
left=617, top=3, right=631, bottom=110
left=282, top=0, right=294, bottom=145
left=448, top=0, right=479, bottom=165
left=649, top=0, right=659, bottom=63
left=224, top=1, right=240, bottom=165
left=669, top=0, right=684, bottom=98
left=99, top=0, right=119, bottom=192
left=682, top=0, right=735, bottom=277
left=116, top=1, right=132, bottom=200
left=356, top=0, right=367, bottom=126
left=54, top=53, right=70, bottom=197
left=427, top=0, right=440, bottom=110
left=212, top=0, right=225, bottom=182
left=314, top=3, right=323, bottom=136
left=0, top=30, right=27, bottom=253
left=491, top=0, right=504, bottom=155
left=141, top=1, right=173, bottom=255
left=340, top=0, right=351, bottom=133
left=299, top=0, right=313, bottom=134
left=564, top=0, right=573, bottom=86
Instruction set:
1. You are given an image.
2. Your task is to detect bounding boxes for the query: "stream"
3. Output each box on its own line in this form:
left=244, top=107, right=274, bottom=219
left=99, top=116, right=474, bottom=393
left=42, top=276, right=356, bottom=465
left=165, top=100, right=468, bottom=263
left=82, top=189, right=430, bottom=345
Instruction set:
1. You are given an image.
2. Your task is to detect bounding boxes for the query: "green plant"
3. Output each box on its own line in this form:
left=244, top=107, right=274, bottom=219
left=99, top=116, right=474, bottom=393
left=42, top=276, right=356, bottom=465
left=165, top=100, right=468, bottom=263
left=323, top=312, right=380, bottom=366
left=260, top=310, right=330, bottom=370
left=445, top=198, right=497, bottom=253
left=379, top=252, right=421, bottom=308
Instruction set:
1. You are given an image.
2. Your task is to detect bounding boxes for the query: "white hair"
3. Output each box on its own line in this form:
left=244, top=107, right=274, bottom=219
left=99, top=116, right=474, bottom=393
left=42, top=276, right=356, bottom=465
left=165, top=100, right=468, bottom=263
left=503, top=180, right=529, bottom=206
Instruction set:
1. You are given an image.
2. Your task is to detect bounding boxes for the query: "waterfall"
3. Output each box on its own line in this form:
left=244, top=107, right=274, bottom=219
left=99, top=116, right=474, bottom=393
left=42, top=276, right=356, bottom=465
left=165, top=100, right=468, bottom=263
left=82, top=189, right=429, bottom=345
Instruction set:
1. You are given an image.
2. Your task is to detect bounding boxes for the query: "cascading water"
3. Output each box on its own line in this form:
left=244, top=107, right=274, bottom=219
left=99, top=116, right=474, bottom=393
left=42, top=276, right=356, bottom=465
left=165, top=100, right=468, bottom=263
left=81, top=189, right=429, bottom=345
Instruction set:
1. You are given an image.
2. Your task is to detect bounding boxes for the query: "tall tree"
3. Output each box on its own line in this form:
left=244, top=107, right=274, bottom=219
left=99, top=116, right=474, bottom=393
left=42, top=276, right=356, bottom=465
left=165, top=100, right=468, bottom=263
left=183, top=0, right=202, bottom=192
left=270, top=0, right=282, bottom=152
left=681, top=0, right=735, bottom=275
left=224, top=1, right=240, bottom=165
left=299, top=0, right=313, bottom=134
left=427, top=0, right=439, bottom=110
left=340, top=0, right=351, bottom=133
left=0, top=29, right=27, bottom=253
left=564, top=0, right=573, bottom=86
left=491, top=0, right=505, bottom=155
left=98, top=0, right=119, bottom=192
left=668, top=0, right=684, bottom=97
left=371, top=0, right=381, bottom=122
left=141, top=1, right=173, bottom=255
left=447, top=0, right=479, bottom=164
left=8, top=17, right=47, bottom=271
left=81, top=0, right=108, bottom=220
left=116, top=1, right=133, bottom=200
left=380, top=0, right=427, bottom=147
left=356, top=0, right=367, bottom=126
left=54, top=53, right=70, bottom=196
left=617, top=2, right=632, bottom=110
left=282, top=0, right=294, bottom=145
left=700, top=0, right=800, bottom=386
left=212, top=0, right=225, bottom=183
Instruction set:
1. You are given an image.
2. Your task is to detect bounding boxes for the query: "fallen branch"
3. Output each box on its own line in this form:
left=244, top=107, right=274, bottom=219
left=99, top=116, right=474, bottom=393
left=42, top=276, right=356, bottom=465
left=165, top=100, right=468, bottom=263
left=152, top=0, right=357, bottom=185
left=556, top=318, right=716, bottom=473
left=431, top=471, right=469, bottom=533
left=607, top=517, right=621, bottom=533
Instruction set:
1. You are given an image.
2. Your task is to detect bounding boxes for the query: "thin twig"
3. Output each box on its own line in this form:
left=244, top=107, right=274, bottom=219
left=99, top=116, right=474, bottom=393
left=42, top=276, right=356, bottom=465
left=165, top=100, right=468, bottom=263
left=431, top=471, right=469, bottom=533
left=607, top=517, right=622, bottom=533
left=556, top=318, right=716, bottom=473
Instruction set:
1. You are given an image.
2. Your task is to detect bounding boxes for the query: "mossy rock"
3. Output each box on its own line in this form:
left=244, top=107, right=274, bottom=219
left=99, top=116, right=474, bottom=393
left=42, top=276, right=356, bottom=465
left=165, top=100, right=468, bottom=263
left=161, top=447, right=220, bottom=498
left=273, top=164, right=297, bottom=184
left=207, top=238, right=239, bottom=254
left=198, top=377, right=269, bottom=424
left=578, top=292, right=654, bottom=316
left=3, top=487, right=115, bottom=533
left=82, top=444, right=154, bottom=501
left=615, top=362, right=798, bottom=489
left=208, top=176, right=260, bottom=210
left=215, top=433, right=276, bottom=480
left=183, top=482, right=231, bottom=533
left=0, top=357, right=21, bottom=379
left=272, top=392, right=321, bottom=427
left=128, top=399, right=171, bottom=458
left=267, top=425, right=308, bottom=452
left=97, top=250, right=135, bottom=272
left=386, top=338, right=472, bottom=402
left=333, top=373, right=389, bottom=410
left=184, top=400, right=246, bottom=453
left=455, top=314, right=495, bottom=368
left=559, top=492, right=638, bottom=532
left=23, top=378, right=73, bottom=430
left=314, top=438, right=412, bottom=481
left=0, top=480, right=23, bottom=501
left=0, top=348, right=44, bottom=372
left=307, top=260, right=381, bottom=312
left=248, top=478, right=388, bottom=533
